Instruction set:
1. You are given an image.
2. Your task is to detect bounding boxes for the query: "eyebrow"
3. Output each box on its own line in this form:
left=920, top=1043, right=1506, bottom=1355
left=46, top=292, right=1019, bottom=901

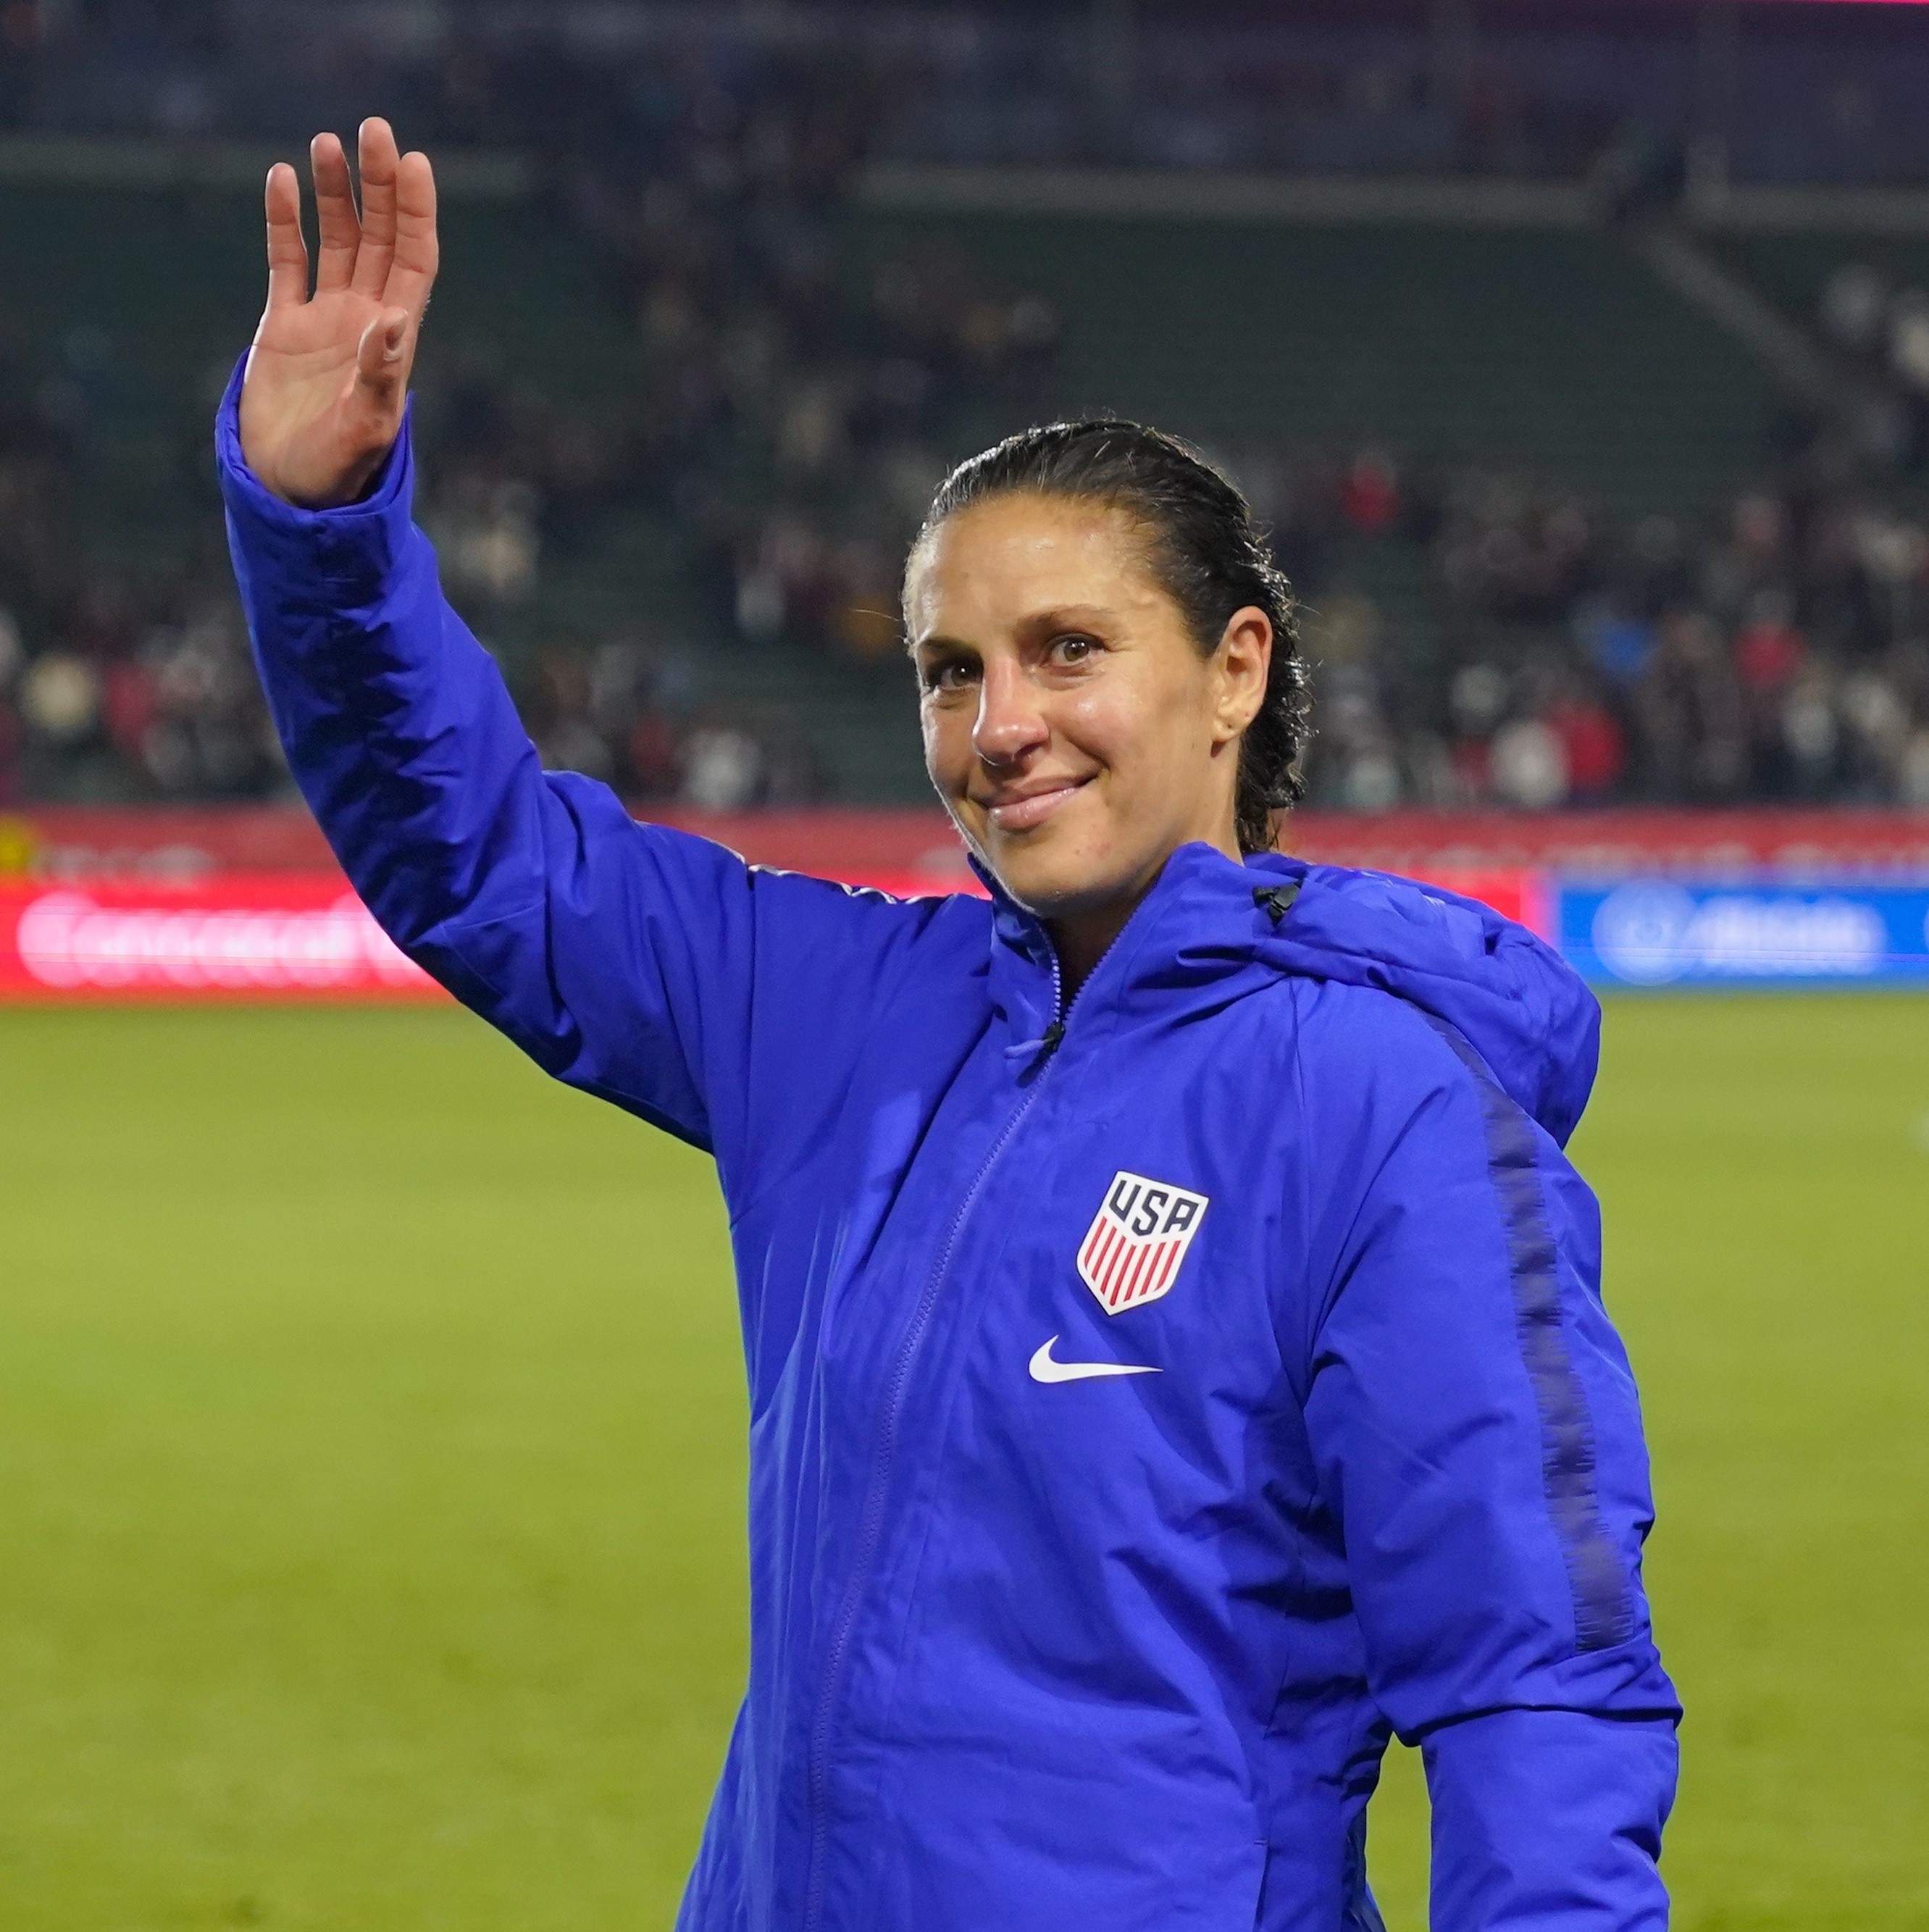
left=907, top=630, right=972, bottom=661
left=906, top=605, right=1122, bottom=658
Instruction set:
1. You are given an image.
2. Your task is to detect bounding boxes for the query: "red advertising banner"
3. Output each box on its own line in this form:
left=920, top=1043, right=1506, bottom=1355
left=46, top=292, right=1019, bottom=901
left=6, top=807, right=339, bottom=878
left=7, top=805, right=1928, bottom=884
left=623, top=806, right=1929, bottom=881
left=0, top=862, right=1552, bottom=1003
left=0, top=876, right=443, bottom=1002
left=1274, top=807, right=1929, bottom=879
left=30, top=800, right=1922, bottom=1000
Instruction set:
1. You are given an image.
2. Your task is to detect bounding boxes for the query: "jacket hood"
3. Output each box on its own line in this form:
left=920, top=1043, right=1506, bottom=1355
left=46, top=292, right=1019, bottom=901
left=1247, top=850, right=1599, bottom=1147
left=987, top=843, right=1599, bottom=1148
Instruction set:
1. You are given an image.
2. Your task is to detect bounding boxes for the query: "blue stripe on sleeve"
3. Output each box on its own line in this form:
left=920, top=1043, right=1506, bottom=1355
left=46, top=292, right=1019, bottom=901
left=1423, top=1014, right=1636, bottom=1654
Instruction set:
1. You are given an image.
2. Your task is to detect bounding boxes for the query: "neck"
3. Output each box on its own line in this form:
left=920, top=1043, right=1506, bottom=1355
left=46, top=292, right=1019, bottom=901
left=1043, top=821, right=1244, bottom=1000
left=1046, top=900, right=1137, bottom=1001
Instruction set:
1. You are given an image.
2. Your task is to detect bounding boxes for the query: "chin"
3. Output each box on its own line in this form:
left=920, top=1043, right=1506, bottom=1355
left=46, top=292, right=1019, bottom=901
left=976, top=828, right=1134, bottom=921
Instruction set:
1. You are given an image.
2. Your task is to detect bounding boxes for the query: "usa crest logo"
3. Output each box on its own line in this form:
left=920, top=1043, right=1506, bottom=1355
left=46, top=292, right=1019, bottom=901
left=1078, top=1171, right=1210, bottom=1315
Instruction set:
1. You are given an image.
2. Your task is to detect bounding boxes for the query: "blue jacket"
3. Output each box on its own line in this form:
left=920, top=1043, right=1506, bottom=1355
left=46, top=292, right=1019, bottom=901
left=218, top=366, right=1679, bottom=1931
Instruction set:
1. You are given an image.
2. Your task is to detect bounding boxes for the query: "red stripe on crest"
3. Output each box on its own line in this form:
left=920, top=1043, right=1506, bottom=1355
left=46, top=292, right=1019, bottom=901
left=1140, top=1240, right=1179, bottom=1306
left=1089, top=1224, right=1122, bottom=1297
left=1141, top=1240, right=1172, bottom=1304
left=1118, top=1237, right=1157, bottom=1307
left=1081, top=1216, right=1106, bottom=1272
left=1134, top=1242, right=1162, bottom=1303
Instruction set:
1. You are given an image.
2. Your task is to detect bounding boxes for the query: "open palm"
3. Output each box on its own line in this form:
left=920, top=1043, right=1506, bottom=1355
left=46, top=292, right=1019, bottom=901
left=239, top=118, right=439, bottom=509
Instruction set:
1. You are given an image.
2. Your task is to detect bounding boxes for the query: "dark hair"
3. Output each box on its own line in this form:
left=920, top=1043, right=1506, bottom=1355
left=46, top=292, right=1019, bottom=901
left=911, top=418, right=1308, bottom=854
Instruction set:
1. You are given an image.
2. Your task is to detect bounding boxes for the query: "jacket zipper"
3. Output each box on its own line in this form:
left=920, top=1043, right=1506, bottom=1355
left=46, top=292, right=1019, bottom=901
left=800, top=958, right=1066, bottom=1931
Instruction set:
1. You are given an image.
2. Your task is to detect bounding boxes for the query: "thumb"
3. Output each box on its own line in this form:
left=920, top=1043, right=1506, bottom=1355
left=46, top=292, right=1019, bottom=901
left=353, top=308, right=411, bottom=406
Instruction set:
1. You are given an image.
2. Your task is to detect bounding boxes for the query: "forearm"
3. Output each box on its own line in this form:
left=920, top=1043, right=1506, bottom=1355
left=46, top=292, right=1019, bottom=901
left=217, top=355, right=539, bottom=950
left=214, top=131, right=774, bottom=1155
left=1423, top=1707, right=1678, bottom=1931
left=217, top=353, right=739, bottom=1145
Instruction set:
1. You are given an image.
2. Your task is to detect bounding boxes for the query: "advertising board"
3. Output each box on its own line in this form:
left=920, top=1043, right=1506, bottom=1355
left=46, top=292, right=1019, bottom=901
left=1560, top=880, right=1929, bottom=988
left=12, top=805, right=1929, bottom=885
left=3, top=807, right=1927, bottom=999
left=0, top=877, right=443, bottom=1001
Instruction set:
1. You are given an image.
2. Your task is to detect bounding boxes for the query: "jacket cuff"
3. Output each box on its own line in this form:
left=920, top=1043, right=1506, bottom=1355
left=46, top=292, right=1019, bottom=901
left=1423, top=1706, right=1677, bottom=1929
left=214, top=350, right=418, bottom=597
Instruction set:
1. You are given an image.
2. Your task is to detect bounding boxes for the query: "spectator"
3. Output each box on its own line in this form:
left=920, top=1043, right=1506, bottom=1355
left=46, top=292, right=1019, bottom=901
left=1447, top=661, right=1510, bottom=802
left=1636, top=609, right=1746, bottom=801
left=1337, top=450, right=1399, bottom=535
left=1544, top=673, right=1627, bottom=805
left=1490, top=715, right=1569, bottom=810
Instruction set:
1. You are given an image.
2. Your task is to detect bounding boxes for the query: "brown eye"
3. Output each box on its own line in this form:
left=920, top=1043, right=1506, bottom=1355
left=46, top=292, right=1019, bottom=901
left=925, top=657, right=978, bottom=693
left=1049, top=633, right=1097, bottom=665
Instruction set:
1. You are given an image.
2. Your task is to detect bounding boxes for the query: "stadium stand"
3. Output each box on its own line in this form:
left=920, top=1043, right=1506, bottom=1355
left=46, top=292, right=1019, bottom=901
left=2, top=2, right=1929, bottom=815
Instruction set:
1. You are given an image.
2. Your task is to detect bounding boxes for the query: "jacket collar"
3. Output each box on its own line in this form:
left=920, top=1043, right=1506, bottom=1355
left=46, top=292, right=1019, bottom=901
left=980, top=842, right=1286, bottom=1064
left=976, top=840, right=1600, bottom=1144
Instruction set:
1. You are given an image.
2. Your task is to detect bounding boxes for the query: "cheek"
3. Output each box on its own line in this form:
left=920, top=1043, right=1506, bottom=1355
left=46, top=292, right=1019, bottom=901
left=920, top=701, right=971, bottom=784
left=1060, top=669, right=1201, bottom=779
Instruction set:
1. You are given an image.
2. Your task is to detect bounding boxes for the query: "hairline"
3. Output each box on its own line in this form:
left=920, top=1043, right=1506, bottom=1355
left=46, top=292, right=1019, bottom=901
left=901, top=485, right=1218, bottom=657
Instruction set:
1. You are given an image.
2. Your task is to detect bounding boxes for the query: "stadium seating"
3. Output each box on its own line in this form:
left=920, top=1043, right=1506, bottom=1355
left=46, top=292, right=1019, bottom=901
left=846, top=210, right=1781, bottom=519
left=0, top=178, right=1891, bottom=807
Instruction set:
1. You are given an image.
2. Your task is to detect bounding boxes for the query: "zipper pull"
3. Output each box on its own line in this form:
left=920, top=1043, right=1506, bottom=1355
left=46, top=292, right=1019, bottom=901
left=1005, top=1017, right=1066, bottom=1066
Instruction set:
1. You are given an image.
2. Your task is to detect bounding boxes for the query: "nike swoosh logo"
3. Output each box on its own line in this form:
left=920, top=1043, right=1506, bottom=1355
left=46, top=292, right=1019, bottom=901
left=1028, top=1336, right=1161, bottom=1384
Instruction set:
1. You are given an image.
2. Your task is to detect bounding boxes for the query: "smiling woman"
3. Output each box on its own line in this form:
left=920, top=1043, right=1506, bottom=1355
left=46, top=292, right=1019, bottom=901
left=219, top=117, right=1680, bottom=1932
left=905, top=421, right=1307, bottom=987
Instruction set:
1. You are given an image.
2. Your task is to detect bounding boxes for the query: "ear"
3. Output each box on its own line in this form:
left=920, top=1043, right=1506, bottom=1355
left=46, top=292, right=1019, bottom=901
left=1211, top=606, right=1273, bottom=745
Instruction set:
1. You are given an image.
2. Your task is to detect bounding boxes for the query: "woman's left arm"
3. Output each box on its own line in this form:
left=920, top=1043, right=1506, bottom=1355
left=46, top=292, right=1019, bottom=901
left=1300, top=1008, right=1681, bottom=1930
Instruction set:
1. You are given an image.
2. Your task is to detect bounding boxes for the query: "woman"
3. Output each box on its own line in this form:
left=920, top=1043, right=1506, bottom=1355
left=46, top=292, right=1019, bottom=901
left=224, top=121, right=1678, bottom=1931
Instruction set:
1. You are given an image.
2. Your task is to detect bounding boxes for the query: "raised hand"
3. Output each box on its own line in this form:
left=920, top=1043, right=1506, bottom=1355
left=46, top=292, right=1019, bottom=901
left=238, top=118, right=439, bottom=509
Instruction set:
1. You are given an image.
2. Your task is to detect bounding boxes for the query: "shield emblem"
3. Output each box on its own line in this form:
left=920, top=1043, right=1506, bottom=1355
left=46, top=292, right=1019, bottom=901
left=1077, top=1171, right=1210, bottom=1315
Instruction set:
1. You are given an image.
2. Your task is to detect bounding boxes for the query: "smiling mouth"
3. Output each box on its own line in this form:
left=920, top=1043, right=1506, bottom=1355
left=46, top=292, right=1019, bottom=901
left=982, top=778, right=1091, bottom=834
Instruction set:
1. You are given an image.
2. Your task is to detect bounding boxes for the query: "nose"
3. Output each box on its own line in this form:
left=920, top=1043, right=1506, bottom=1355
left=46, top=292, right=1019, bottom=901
left=972, top=656, right=1049, bottom=768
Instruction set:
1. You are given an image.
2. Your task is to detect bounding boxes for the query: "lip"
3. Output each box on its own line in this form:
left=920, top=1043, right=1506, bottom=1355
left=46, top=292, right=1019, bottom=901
left=981, top=777, right=1091, bottom=835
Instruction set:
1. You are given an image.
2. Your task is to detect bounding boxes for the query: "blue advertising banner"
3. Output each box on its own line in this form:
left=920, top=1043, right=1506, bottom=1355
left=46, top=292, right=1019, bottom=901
left=1559, top=880, right=1929, bottom=988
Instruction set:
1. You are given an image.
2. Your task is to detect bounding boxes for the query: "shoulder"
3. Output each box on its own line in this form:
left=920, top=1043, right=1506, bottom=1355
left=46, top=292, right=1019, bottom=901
left=1265, top=974, right=1474, bottom=1110
left=572, top=806, right=996, bottom=961
left=1200, top=977, right=1484, bottom=1208
left=742, top=861, right=995, bottom=964
left=1248, top=979, right=1500, bottom=1237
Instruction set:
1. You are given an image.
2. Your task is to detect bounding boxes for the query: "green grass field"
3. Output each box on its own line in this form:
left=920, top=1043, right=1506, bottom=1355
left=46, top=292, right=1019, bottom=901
left=2, top=997, right=1925, bottom=1930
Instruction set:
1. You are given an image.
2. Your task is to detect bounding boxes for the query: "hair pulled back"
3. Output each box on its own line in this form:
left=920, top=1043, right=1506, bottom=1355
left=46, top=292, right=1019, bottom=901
left=913, top=419, right=1308, bottom=855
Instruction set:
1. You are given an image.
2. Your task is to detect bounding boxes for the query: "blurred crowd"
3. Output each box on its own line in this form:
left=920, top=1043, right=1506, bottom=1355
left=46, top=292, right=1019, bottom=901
left=5, top=5, right=1929, bottom=814
left=0, top=19, right=1061, bottom=811
left=1269, top=435, right=1929, bottom=813
left=9, top=1, right=1929, bottom=190
left=0, top=320, right=285, bottom=807
left=393, top=28, right=1065, bottom=806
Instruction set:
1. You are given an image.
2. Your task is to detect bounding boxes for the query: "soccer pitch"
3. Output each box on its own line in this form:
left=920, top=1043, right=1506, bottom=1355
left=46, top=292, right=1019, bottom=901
left=1, top=997, right=1924, bottom=1931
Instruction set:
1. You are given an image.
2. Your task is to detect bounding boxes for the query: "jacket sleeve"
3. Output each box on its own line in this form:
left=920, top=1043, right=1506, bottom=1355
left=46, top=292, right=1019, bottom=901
left=1297, top=999, right=1681, bottom=1931
left=215, top=356, right=948, bottom=1204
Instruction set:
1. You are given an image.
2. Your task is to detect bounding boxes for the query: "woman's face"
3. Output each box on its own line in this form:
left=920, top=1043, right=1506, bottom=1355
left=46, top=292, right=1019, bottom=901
left=905, top=493, right=1270, bottom=940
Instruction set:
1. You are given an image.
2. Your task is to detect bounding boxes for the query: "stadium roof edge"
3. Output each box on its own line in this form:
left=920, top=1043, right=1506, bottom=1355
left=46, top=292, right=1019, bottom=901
left=855, top=164, right=1597, bottom=229
left=9, top=137, right=1929, bottom=235
left=859, top=164, right=1929, bottom=237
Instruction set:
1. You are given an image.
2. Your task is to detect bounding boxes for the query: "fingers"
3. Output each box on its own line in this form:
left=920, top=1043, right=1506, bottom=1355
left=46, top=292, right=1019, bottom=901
left=351, top=117, right=399, bottom=297
left=382, top=147, right=440, bottom=326
left=310, top=131, right=361, bottom=293
left=264, top=162, right=309, bottom=309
